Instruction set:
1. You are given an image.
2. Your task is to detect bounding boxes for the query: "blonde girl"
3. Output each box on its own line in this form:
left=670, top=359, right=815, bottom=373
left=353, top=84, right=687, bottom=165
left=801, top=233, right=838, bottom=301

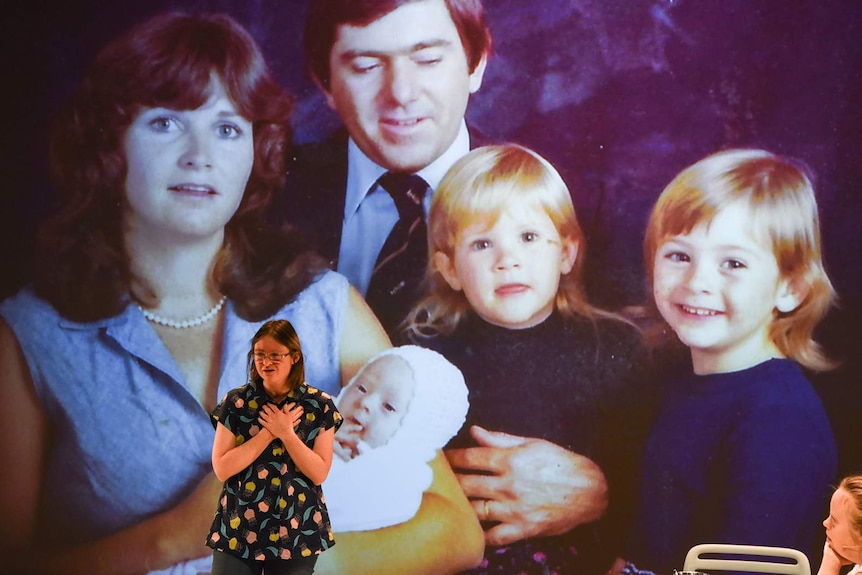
left=406, top=143, right=653, bottom=575
left=628, top=148, right=837, bottom=574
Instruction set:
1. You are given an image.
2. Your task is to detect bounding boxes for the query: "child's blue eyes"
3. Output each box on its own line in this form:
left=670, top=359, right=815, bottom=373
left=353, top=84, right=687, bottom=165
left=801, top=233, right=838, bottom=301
left=665, top=251, right=690, bottom=263
left=469, top=233, right=541, bottom=251
left=662, top=251, right=748, bottom=270
left=722, top=259, right=746, bottom=270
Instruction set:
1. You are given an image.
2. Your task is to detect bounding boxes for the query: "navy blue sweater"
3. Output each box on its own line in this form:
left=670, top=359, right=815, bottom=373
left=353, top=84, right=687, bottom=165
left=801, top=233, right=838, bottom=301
left=629, top=358, right=837, bottom=574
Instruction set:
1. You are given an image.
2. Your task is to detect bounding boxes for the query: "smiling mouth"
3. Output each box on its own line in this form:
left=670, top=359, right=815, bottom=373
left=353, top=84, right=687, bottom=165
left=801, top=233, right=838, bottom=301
left=679, top=304, right=720, bottom=316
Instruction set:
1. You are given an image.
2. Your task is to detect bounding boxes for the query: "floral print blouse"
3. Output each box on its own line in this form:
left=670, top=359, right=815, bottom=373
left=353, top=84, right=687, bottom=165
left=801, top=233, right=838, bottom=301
left=206, top=381, right=343, bottom=561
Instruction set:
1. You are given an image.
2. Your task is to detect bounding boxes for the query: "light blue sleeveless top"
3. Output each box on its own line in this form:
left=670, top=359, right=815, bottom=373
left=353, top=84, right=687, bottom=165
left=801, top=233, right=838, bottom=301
left=0, top=270, right=347, bottom=544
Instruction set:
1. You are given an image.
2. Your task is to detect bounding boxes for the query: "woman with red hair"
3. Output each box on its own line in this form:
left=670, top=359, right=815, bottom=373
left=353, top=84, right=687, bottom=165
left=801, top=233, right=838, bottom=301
left=0, top=11, right=480, bottom=575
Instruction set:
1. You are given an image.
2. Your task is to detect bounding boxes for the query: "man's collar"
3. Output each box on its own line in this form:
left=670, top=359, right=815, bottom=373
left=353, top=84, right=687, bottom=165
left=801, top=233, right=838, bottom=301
left=343, top=121, right=471, bottom=217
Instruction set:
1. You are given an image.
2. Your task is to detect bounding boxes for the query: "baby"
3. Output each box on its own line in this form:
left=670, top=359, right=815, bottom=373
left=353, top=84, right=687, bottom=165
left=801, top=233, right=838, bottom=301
left=323, top=345, right=469, bottom=532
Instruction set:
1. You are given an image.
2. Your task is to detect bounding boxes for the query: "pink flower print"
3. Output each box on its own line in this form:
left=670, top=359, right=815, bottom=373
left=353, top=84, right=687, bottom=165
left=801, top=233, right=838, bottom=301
left=287, top=484, right=295, bottom=496
left=258, top=500, right=270, bottom=513
left=235, top=398, right=244, bottom=408
left=246, top=530, right=257, bottom=544
left=280, top=525, right=289, bottom=538
left=244, top=508, right=256, bottom=522
left=210, top=533, right=221, bottom=543
left=253, top=550, right=265, bottom=561
left=290, top=516, right=300, bottom=529
left=221, top=494, right=227, bottom=506
left=279, top=549, right=292, bottom=560
left=313, top=511, right=322, bottom=524
left=257, top=467, right=268, bottom=480
left=250, top=424, right=260, bottom=437
left=281, top=463, right=288, bottom=474
left=532, top=551, right=547, bottom=563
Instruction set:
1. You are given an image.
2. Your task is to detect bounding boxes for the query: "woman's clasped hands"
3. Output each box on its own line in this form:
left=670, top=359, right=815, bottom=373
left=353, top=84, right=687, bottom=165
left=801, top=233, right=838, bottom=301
left=258, top=402, right=304, bottom=441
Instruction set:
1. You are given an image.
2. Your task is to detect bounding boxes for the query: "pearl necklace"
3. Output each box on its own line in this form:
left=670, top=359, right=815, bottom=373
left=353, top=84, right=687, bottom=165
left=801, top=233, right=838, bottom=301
left=138, top=296, right=227, bottom=329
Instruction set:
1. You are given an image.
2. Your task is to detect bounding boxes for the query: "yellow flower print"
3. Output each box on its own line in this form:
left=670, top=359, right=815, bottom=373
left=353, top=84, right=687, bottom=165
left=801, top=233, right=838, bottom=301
left=298, top=493, right=307, bottom=503
left=273, top=446, right=284, bottom=456
left=229, top=516, right=241, bottom=529
left=307, top=413, right=316, bottom=422
left=269, top=531, right=280, bottom=542
left=271, top=477, right=281, bottom=487
left=278, top=498, right=287, bottom=510
left=301, top=547, right=312, bottom=557
left=228, top=537, right=238, bottom=550
left=245, top=481, right=256, bottom=492
left=249, top=399, right=259, bottom=409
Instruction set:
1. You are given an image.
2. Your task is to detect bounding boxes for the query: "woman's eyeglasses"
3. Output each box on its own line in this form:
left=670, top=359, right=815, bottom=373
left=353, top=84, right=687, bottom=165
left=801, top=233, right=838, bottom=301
left=253, top=352, right=292, bottom=364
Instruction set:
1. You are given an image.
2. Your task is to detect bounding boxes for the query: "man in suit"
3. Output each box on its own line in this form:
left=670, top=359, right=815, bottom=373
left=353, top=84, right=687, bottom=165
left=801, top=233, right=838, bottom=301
left=282, top=0, right=492, bottom=335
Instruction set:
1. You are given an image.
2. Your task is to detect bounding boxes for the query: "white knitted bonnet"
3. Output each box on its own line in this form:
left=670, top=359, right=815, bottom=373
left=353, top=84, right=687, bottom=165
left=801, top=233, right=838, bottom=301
left=339, top=345, right=469, bottom=456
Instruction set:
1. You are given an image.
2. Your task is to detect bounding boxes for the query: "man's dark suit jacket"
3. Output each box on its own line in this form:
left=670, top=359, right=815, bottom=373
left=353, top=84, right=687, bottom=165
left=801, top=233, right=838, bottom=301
left=278, top=127, right=491, bottom=272
left=278, top=129, right=352, bottom=269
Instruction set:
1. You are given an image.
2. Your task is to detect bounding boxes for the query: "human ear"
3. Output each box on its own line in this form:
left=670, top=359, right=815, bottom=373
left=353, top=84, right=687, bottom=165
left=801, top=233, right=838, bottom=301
left=468, top=54, right=488, bottom=94
left=775, top=275, right=808, bottom=313
left=559, top=239, right=579, bottom=275
left=321, top=86, right=337, bottom=110
left=433, top=251, right=462, bottom=291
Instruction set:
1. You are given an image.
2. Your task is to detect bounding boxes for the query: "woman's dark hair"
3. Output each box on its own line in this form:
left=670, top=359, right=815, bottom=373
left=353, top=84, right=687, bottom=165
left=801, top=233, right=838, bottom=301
left=39, top=11, right=324, bottom=322
left=248, top=320, right=306, bottom=393
left=304, top=0, right=492, bottom=91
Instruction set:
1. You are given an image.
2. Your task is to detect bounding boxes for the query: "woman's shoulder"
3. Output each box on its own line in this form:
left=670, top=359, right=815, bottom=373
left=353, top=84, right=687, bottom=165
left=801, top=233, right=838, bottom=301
left=304, top=270, right=348, bottom=296
left=1, top=286, right=61, bottom=324
left=297, top=383, right=337, bottom=405
left=276, top=270, right=348, bottom=315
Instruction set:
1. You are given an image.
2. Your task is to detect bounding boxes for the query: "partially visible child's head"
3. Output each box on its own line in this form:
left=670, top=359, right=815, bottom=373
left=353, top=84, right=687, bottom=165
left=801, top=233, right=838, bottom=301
left=335, top=346, right=468, bottom=461
left=824, top=476, right=862, bottom=566
left=644, top=148, right=835, bottom=373
left=408, top=144, right=594, bottom=335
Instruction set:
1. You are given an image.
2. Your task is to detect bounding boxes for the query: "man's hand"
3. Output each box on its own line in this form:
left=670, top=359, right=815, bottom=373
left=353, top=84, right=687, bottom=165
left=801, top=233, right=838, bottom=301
left=445, top=425, right=608, bottom=546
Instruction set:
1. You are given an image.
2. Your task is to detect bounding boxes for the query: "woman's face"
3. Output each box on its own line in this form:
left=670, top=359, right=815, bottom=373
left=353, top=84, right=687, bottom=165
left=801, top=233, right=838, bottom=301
left=824, top=488, right=862, bottom=565
left=252, top=335, right=295, bottom=391
left=122, top=78, right=253, bottom=242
